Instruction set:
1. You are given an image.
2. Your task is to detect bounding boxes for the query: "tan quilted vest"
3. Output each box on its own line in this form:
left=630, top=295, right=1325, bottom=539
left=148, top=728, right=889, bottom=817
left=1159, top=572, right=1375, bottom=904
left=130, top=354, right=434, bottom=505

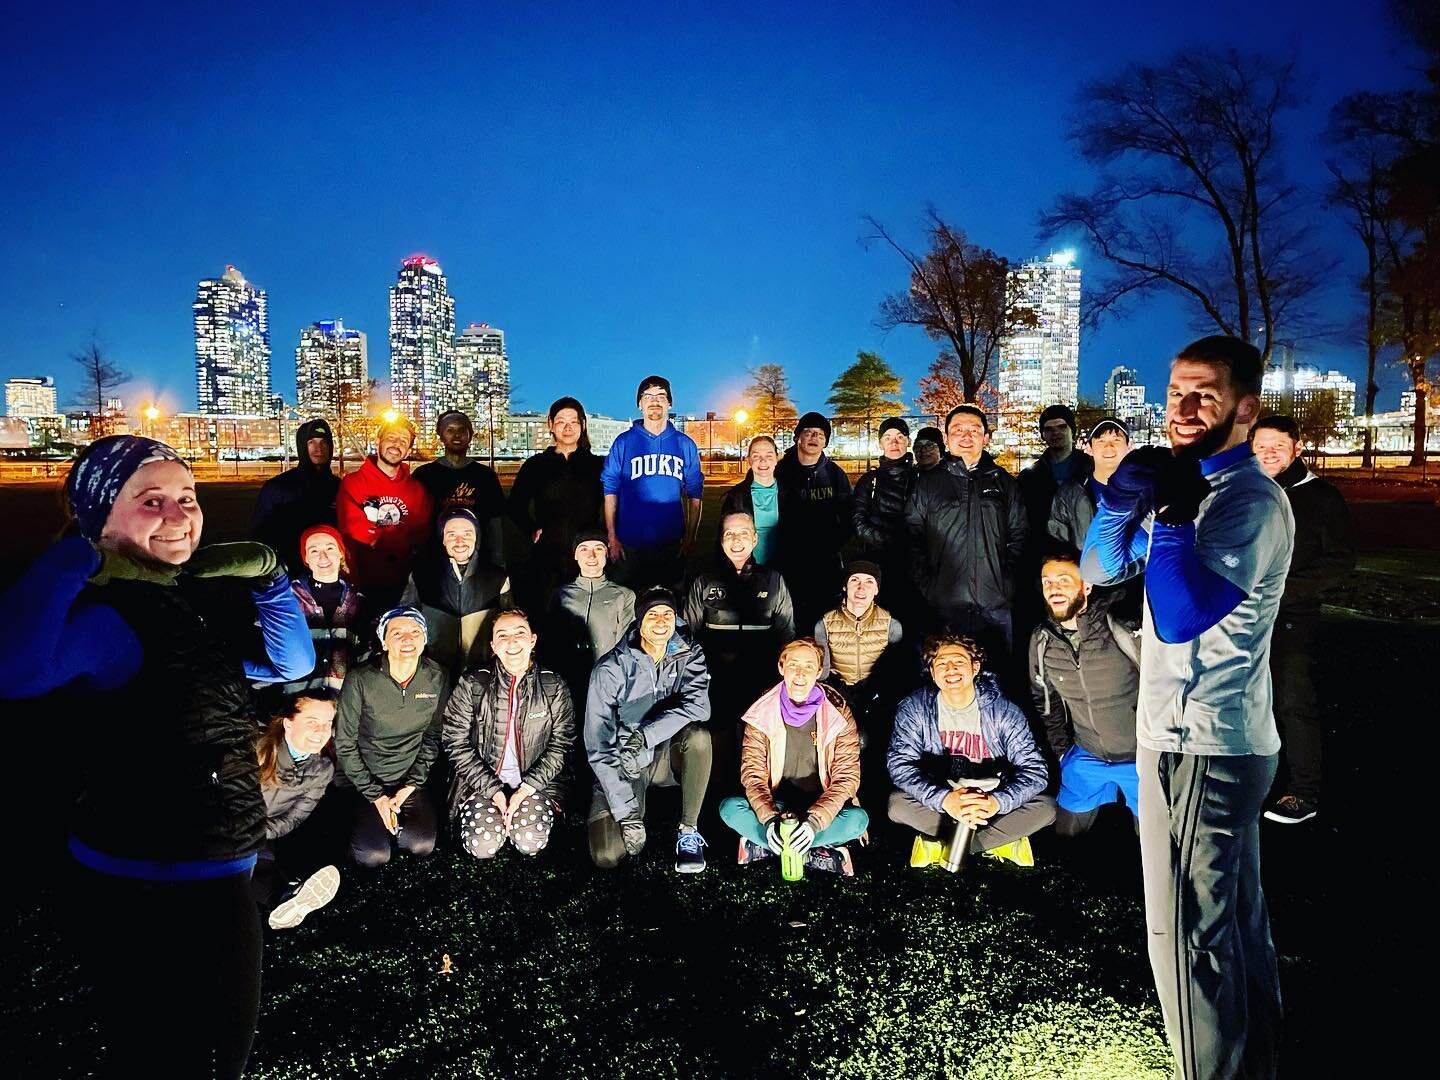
left=821, top=602, right=892, bottom=686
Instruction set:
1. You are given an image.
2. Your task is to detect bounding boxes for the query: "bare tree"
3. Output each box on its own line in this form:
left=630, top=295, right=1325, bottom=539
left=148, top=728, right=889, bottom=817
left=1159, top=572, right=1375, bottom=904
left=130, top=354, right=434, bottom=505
left=866, top=208, right=1035, bottom=402
left=71, top=338, right=131, bottom=437
left=1041, top=49, right=1326, bottom=361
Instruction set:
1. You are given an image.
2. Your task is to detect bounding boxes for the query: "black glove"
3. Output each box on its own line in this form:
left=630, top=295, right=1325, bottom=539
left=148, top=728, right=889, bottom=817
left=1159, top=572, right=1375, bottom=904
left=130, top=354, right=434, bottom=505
left=617, top=729, right=648, bottom=780
left=1153, top=453, right=1212, bottom=526
left=187, top=542, right=284, bottom=586
left=619, top=817, right=647, bottom=856
left=1098, top=446, right=1171, bottom=520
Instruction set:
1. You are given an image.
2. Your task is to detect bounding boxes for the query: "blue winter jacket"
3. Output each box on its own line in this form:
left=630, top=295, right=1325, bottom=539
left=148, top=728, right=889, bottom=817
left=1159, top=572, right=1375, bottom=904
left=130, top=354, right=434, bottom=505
left=584, top=623, right=711, bottom=821
left=887, top=674, right=1049, bottom=816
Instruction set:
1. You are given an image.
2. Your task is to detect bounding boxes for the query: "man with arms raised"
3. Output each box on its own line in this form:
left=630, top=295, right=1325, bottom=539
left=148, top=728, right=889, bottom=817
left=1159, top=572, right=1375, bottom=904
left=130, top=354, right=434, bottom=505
left=1083, top=336, right=1292, bottom=1079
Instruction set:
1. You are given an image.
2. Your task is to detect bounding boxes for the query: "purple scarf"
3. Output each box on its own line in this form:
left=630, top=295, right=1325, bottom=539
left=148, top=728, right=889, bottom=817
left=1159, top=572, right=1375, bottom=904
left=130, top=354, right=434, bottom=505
left=779, top=684, right=823, bottom=727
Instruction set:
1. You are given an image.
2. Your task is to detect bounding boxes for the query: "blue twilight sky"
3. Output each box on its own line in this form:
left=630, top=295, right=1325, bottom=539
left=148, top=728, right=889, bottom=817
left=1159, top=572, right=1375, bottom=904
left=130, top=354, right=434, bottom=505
left=0, top=0, right=1424, bottom=422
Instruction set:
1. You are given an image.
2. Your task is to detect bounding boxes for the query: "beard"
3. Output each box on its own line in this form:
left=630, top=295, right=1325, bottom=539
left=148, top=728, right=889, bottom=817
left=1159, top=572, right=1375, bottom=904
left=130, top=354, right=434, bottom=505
left=1172, top=405, right=1238, bottom=461
left=1047, top=591, right=1087, bottom=622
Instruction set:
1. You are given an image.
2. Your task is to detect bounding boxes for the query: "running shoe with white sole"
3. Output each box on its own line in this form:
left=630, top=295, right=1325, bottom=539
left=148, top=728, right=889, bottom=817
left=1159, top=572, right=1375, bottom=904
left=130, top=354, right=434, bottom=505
left=675, top=828, right=708, bottom=873
left=1264, top=795, right=1318, bottom=825
left=268, top=865, right=341, bottom=930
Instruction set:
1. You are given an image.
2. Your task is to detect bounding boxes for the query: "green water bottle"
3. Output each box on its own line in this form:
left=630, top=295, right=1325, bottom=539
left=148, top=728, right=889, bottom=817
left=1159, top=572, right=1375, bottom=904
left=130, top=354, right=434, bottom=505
left=780, top=819, right=805, bottom=881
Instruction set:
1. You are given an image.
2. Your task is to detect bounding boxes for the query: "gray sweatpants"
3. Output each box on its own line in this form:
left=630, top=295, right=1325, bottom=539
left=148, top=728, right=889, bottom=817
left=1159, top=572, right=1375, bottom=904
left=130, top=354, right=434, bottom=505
left=1137, top=747, right=1281, bottom=1080
left=887, top=790, right=1056, bottom=852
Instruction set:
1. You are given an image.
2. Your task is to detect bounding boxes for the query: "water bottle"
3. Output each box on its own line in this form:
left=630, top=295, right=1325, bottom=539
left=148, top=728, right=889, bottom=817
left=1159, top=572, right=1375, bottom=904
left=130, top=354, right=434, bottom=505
left=940, top=775, right=1000, bottom=874
left=780, top=819, right=805, bottom=881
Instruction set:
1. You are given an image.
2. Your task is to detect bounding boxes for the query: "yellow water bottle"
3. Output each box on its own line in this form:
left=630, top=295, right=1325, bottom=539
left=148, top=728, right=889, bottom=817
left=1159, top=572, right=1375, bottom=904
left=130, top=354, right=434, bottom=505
left=780, top=819, right=805, bottom=881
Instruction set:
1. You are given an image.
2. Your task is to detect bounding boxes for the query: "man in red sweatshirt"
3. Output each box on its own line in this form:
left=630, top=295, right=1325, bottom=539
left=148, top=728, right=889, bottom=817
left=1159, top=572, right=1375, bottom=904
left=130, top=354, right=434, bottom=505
left=337, top=416, right=432, bottom=607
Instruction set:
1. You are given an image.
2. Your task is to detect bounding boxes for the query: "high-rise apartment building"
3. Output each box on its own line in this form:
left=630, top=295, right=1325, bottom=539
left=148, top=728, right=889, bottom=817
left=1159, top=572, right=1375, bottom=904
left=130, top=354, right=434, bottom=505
left=5, top=376, right=57, bottom=418
left=1103, top=365, right=1138, bottom=413
left=296, top=320, right=369, bottom=455
left=194, top=265, right=272, bottom=415
left=998, top=252, right=1081, bottom=440
left=1261, top=367, right=1357, bottom=421
left=454, top=322, right=510, bottom=432
left=388, top=255, right=456, bottom=436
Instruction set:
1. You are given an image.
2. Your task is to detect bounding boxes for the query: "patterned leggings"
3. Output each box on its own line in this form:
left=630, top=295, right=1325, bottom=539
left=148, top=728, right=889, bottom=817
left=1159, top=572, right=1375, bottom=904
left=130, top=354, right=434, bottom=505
left=456, top=791, right=556, bottom=859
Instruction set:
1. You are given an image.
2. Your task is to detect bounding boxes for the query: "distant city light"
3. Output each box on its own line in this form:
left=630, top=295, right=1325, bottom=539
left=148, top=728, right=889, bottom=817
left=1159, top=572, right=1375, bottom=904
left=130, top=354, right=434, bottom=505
left=382, top=408, right=399, bottom=424
left=143, top=405, right=160, bottom=421
left=1050, top=249, right=1077, bottom=266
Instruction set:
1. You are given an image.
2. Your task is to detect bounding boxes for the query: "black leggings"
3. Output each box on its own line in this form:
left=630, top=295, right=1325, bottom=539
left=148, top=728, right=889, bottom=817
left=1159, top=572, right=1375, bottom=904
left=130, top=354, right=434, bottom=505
left=349, top=787, right=439, bottom=868
left=69, top=862, right=262, bottom=1079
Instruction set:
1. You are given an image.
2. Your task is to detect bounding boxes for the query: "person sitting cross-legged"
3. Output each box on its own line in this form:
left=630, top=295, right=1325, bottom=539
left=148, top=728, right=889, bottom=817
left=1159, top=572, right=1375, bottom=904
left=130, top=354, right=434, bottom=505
left=720, top=639, right=868, bottom=876
left=584, top=587, right=713, bottom=872
left=335, top=605, right=449, bottom=869
left=887, top=633, right=1054, bottom=866
left=444, top=609, right=575, bottom=860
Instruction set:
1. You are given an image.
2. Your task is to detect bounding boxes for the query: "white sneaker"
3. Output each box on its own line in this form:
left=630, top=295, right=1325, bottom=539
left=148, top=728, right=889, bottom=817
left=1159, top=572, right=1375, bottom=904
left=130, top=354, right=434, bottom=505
left=268, top=865, right=341, bottom=930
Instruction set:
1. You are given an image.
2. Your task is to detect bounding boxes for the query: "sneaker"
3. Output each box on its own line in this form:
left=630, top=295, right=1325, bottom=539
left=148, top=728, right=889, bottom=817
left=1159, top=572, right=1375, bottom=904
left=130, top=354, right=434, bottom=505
left=982, top=837, right=1036, bottom=868
left=737, top=838, right=774, bottom=865
left=909, top=835, right=944, bottom=868
left=675, top=828, right=708, bottom=873
left=1264, top=795, right=1318, bottom=824
left=268, top=865, right=341, bottom=930
left=806, top=844, right=855, bottom=877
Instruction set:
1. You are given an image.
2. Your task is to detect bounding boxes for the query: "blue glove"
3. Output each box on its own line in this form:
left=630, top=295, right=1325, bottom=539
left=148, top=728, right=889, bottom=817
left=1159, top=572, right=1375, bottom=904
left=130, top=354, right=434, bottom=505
left=1099, top=446, right=1172, bottom=519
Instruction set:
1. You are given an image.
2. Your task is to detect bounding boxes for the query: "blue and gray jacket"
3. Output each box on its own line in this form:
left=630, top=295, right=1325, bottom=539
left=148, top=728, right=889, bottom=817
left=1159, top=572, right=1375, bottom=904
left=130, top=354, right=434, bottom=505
left=887, top=674, right=1049, bottom=816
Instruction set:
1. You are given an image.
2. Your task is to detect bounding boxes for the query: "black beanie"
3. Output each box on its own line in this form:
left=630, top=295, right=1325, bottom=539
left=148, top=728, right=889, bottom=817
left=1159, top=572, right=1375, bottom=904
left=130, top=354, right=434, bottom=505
left=795, top=411, right=832, bottom=444
left=573, top=527, right=609, bottom=552
left=636, top=586, right=679, bottom=622
left=915, top=426, right=943, bottom=446
left=846, top=560, right=883, bottom=588
left=637, top=375, right=672, bottom=405
left=1038, top=404, right=1077, bottom=435
left=878, top=417, right=909, bottom=440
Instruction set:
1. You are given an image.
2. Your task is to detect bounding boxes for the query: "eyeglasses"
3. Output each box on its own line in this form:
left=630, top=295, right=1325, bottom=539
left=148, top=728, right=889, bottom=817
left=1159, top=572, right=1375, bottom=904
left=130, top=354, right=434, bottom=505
left=640, top=392, right=669, bottom=403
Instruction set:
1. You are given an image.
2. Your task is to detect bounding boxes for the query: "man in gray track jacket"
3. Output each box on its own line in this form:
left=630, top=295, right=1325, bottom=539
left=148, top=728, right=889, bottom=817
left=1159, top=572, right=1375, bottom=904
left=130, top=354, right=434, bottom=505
left=583, top=587, right=712, bottom=873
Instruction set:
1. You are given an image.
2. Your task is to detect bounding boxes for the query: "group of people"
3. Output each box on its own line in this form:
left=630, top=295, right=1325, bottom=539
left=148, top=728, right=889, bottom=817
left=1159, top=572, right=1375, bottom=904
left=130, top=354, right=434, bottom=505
left=0, top=348, right=1353, bottom=1078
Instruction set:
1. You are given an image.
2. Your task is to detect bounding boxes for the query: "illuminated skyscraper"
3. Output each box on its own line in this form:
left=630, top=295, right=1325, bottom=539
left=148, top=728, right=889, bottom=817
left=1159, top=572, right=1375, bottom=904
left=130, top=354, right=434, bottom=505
left=454, top=323, right=510, bottom=433
left=296, top=320, right=369, bottom=456
left=5, top=376, right=57, bottom=418
left=388, top=255, right=456, bottom=435
left=194, top=265, right=272, bottom=415
left=1103, top=365, right=1138, bottom=413
left=998, top=252, right=1081, bottom=443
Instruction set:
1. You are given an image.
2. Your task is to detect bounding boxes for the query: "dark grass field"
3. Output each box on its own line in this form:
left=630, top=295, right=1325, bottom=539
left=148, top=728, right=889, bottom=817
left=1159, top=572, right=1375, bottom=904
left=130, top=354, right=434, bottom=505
left=0, top=479, right=1434, bottom=1076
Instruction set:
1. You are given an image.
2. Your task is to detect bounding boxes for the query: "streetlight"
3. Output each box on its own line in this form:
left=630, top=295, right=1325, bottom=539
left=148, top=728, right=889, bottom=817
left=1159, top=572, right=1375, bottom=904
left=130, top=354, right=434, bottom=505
left=143, top=404, right=159, bottom=440
left=733, top=410, right=750, bottom=477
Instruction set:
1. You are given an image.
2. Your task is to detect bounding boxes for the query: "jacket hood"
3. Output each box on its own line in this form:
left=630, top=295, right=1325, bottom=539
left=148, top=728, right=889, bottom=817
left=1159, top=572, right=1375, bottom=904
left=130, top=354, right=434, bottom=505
left=628, top=418, right=678, bottom=441
left=361, top=454, right=412, bottom=483
left=295, top=419, right=334, bottom=470
left=943, top=449, right=999, bottom=476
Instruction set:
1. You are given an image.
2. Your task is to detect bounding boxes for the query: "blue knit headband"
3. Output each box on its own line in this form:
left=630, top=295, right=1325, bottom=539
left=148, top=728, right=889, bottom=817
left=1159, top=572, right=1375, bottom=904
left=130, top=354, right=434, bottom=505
left=66, top=435, right=189, bottom=541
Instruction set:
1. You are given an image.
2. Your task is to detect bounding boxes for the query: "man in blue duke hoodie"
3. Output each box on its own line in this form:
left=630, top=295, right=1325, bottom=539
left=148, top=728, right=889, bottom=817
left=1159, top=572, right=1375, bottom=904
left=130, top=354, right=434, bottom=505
left=602, top=375, right=704, bottom=591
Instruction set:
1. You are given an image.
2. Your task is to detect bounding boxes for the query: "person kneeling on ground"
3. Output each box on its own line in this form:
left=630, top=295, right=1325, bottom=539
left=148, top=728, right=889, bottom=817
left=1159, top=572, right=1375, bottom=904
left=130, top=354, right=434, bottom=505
left=254, top=691, right=343, bottom=930
left=546, top=528, right=636, bottom=705
left=444, top=610, right=575, bottom=859
left=1029, top=549, right=1141, bottom=836
left=814, top=560, right=906, bottom=733
left=888, top=633, right=1054, bottom=866
left=720, top=639, right=868, bottom=876
left=584, top=587, right=713, bottom=872
left=335, top=605, right=449, bottom=868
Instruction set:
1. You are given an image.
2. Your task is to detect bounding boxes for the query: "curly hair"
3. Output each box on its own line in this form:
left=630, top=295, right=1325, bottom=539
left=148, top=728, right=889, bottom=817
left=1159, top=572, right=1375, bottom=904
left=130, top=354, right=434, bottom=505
left=922, top=632, right=986, bottom=669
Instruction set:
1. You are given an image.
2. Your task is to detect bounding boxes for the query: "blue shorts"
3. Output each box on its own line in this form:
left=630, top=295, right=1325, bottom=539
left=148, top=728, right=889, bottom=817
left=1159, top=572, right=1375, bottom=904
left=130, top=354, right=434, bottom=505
left=1058, top=746, right=1139, bottom=817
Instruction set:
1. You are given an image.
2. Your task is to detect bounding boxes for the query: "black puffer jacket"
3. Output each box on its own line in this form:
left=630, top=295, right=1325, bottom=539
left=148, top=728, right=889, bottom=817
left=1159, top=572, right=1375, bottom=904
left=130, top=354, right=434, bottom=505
left=442, top=660, right=576, bottom=809
left=852, top=453, right=917, bottom=556
left=905, top=452, right=1028, bottom=617
left=1018, top=452, right=1093, bottom=549
left=80, top=577, right=268, bottom=861
left=263, top=742, right=335, bottom=840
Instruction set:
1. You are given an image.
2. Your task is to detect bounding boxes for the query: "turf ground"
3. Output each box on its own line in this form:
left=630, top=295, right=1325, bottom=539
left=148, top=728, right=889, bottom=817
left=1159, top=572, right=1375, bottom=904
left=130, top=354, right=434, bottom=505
left=0, top=480, right=1433, bottom=1076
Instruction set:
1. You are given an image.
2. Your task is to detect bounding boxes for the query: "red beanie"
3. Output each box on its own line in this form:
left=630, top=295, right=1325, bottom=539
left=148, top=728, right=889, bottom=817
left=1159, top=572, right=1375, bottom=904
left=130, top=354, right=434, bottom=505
left=298, top=525, right=349, bottom=573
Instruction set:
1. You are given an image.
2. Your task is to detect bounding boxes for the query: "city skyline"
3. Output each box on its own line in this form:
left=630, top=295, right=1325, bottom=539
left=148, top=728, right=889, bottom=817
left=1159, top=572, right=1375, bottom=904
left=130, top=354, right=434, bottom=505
left=1, top=3, right=1426, bottom=421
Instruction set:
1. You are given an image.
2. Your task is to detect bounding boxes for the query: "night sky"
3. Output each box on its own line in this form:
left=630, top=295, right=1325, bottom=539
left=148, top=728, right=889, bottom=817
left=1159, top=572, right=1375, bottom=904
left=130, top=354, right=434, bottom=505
left=0, top=0, right=1421, bottom=421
